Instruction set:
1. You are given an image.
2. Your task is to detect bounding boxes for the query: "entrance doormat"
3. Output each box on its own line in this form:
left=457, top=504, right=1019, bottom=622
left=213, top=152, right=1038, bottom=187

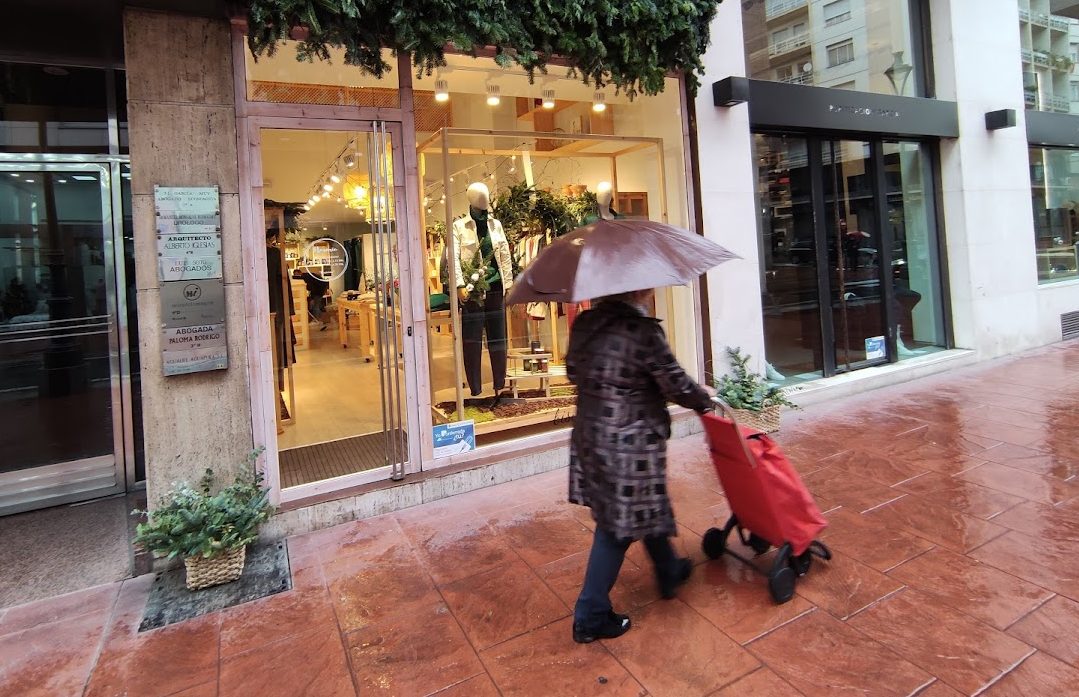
left=139, top=541, right=291, bottom=632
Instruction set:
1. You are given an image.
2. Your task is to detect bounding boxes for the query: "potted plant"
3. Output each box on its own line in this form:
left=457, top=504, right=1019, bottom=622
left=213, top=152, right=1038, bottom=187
left=133, top=452, right=273, bottom=591
left=714, top=347, right=796, bottom=433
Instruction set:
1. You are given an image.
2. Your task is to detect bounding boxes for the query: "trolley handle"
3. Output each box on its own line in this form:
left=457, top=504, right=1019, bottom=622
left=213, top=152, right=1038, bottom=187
left=710, top=397, right=760, bottom=469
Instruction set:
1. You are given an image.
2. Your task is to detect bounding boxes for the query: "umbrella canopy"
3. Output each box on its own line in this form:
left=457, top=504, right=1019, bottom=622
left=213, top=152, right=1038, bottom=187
left=505, top=219, right=739, bottom=305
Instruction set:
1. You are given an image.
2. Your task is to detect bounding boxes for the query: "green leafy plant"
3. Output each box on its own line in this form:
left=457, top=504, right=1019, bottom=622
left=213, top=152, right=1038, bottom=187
left=714, top=347, right=797, bottom=412
left=132, top=451, right=273, bottom=560
left=245, top=0, right=723, bottom=97
left=459, top=249, right=493, bottom=302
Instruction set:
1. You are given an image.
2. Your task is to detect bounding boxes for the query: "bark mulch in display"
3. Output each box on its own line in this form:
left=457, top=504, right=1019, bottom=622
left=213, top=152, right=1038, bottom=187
left=435, top=396, right=577, bottom=420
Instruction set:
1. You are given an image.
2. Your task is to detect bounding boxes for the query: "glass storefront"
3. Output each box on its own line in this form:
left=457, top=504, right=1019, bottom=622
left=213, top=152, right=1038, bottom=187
left=1029, top=146, right=1079, bottom=283
left=243, top=45, right=700, bottom=490
left=742, top=0, right=923, bottom=97
left=755, top=133, right=946, bottom=384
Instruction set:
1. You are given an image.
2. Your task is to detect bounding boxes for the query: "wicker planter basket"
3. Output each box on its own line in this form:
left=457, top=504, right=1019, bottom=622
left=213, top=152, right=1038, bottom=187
left=184, top=546, right=246, bottom=591
left=731, top=404, right=782, bottom=433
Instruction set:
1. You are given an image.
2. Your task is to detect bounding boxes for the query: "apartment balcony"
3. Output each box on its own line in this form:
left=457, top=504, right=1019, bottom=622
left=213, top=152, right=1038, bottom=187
left=1021, top=48, right=1033, bottom=64
left=1034, top=50, right=1052, bottom=67
left=779, top=71, right=814, bottom=86
left=769, top=33, right=811, bottom=59
left=1048, top=95, right=1072, bottom=112
left=1019, top=8, right=1031, bottom=22
left=1032, top=12, right=1050, bottom=28
left=1050, top=17, right=1070, bottom=32
left=765, top=0, right=808, bottom=22
left=1025, top=91, right=1038, bottom=107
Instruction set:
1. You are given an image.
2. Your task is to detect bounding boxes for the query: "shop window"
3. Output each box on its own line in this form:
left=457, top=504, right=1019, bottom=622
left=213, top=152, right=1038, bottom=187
left=413, top=56, right=697, bottom=455
left=243, top=39, right=401, bottom=108
left=0, top=62, right=110, bottom=153
left=1030, top=146, right=1079, bottom=283
left=744, top=0, right=923, bottom=96
left=827, top=40, right=855, bottom=68
left=823, top=0, right=851, bottom=27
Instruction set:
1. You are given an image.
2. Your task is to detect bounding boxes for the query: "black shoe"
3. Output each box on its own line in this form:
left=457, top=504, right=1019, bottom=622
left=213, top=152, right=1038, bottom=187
left=659, top=557, right=693, bottom=599
left=572, top=611, right=632, bottom=643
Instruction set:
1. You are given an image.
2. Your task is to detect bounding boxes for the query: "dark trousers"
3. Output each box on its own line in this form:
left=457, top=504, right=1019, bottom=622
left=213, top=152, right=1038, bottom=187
left=462, top=281, right=507, bottom=396
left=574, top=526, right=675, bottom=629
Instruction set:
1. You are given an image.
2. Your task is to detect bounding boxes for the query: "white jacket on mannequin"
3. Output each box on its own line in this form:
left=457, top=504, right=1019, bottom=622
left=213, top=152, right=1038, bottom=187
left=449, top=215, right=513, bottom=290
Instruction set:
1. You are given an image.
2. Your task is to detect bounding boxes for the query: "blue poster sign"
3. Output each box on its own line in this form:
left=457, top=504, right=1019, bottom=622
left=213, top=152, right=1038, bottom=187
left=865, top=336, right=886, bottom=360
left=433, top=420, right=476, bottom=458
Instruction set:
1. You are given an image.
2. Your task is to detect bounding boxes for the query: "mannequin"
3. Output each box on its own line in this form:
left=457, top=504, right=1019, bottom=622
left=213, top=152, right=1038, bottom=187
left=451, top=182, right=514, bottom=397
left=596, top=181, right=615, bottom=220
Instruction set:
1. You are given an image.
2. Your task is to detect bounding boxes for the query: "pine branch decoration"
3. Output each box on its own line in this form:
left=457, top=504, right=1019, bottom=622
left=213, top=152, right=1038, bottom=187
left=245, top=0, right=724, bottom=97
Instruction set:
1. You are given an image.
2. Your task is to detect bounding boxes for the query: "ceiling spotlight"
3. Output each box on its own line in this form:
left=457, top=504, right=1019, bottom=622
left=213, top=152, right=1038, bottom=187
left=592, top=91, right=607, bottom=113
left=321, top=191, right=330, bottom=199
left=302, top=204, right=310, bottom=211
left=486, top=83, right=501, bottom=107
left=330, top=174, right=341, bottom=184
left=345, top=157, right=355, bottom=168
left=542, top=88, right=556, bottom=109
left=57, top=178, right=68, bottom=184
left=434, top=78, right=450, bottom=103
left=323, top=183, right=333, bottom=192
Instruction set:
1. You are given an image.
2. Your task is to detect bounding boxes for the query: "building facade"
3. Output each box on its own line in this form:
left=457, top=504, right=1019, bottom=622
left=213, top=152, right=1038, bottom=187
left=1, top=0, right=1076, bottom=546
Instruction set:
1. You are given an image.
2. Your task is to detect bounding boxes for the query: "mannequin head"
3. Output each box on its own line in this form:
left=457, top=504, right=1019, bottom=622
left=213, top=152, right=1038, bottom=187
left=467, top=182, right=491, bottom=211
left=596, top=181, right=614, bottom=220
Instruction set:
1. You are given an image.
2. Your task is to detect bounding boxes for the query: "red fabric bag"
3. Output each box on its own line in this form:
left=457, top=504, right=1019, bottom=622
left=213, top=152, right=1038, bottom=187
left=701, top=412, right=827, bottom=556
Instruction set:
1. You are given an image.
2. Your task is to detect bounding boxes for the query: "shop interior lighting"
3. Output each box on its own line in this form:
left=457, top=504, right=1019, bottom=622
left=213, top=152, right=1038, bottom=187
left=8, top=173, right=19, bottom=177
left=72, top=175, right=97, bottom=181
left=592, top=91, right=607, bottom=113
left=345, top=156, right=355, bottom=168
left=434, top=78, right=450, bottom=103
left=323, top=182, right=334, bottom=192
left=486, top=82, right=501, bottom=107
left=541, top=89, right=556, bottom=109
left=57, top=178, right=68, bottom=183
left=330, top=173, right=341, bottom=184
left=321, top=191, right=330, bottom=199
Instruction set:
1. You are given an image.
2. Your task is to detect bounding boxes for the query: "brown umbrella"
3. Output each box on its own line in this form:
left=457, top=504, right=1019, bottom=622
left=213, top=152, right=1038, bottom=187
left=505, top=219, right=739, bottom=305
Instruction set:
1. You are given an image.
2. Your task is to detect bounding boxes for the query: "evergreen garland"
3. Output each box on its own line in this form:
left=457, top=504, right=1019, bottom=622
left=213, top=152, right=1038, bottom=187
left=246, top=0, right=724, bottom=96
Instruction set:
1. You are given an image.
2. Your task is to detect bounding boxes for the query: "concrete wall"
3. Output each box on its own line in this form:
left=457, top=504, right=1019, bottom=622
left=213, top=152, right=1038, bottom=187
left=124, top=9, right=254, bottom=504
left=695, top=1, right=768, bottom=379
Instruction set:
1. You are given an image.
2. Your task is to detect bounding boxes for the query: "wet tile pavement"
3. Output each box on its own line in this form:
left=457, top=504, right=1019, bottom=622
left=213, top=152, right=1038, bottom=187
left=4, top=342, right=1079, bottom=696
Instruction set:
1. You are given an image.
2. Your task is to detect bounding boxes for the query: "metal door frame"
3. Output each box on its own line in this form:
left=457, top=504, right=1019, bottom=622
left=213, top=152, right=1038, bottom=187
left=0, top=158, right=133, bottom=514
left=242, top=117, right=421, bottom=504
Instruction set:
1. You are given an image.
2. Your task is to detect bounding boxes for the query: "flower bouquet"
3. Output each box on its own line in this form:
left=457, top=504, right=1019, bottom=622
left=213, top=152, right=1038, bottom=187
left=460, top=250, right=493, bottom=303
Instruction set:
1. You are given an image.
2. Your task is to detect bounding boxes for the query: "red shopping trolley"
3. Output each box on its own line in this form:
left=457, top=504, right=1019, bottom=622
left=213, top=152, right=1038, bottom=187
left=699, top=401, right=832, bottom=604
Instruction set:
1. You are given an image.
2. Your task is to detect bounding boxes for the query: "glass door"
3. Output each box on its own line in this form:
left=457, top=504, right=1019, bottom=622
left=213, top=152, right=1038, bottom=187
left=821, top=139, right=889, bottom=371
left=258, top=122, right=414, bottom=491
left=0, top=163, right=126, bottom=514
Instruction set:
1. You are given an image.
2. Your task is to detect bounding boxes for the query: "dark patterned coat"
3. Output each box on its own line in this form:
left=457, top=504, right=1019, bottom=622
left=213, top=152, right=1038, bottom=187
left=566, top=300, right=712, bottom=540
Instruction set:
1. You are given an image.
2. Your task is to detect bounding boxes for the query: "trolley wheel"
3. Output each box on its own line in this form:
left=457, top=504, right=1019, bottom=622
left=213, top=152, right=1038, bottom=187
left=702, top=527, right=728, bottom=560
left=790, top=550, right=812, bottom=577
left=808, top=540, right=833, bottom=561
left=768, top=566, right=797, bottom=604
left=748, top=532, right=771, bottom=556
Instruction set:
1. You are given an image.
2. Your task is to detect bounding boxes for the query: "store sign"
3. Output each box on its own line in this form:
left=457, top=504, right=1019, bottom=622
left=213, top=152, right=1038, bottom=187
left=300, top=238, right=349, bottom=282
left=865, top=336, right=886, bottom=360
left=432, top=420, right=476, bottom=458
left=161, top=279, right=225, bottom=328
left=155, top=185, right=228, bottom=376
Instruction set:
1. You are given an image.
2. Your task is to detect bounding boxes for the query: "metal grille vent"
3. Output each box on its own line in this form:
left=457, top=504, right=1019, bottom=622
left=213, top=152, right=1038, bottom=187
left=1062, top=311, right=1079, bottom=340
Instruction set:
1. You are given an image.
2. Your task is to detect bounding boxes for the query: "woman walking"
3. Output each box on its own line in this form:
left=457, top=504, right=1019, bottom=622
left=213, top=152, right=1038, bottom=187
left=567, top=288, right=714, bottom=643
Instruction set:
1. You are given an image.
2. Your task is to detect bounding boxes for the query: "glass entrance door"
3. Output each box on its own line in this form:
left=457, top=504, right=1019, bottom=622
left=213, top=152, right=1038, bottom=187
left=0, top=163, right=126, bottom=514
left=755, top=134, right=948, bottom=383
left=258, top=122, right=415, bottom=491
left=822, top=139, right=889, bottom=371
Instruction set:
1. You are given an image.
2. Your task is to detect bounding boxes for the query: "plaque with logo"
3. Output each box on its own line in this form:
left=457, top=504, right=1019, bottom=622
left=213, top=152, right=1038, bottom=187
left=161, top=279, right=225, bottom=328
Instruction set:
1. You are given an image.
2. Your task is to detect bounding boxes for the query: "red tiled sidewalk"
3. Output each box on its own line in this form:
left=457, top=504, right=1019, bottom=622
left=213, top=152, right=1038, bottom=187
left=5, top=342, right=1079, bottom=696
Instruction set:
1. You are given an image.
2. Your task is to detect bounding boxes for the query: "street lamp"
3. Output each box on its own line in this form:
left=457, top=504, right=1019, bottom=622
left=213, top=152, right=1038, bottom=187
left=884, top=50, right=913, bottom=96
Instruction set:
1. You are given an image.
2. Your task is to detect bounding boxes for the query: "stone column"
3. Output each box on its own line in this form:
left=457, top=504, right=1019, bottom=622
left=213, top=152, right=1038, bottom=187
left=930, top=0, right=1043, bottom=357
left=695, top=2, right=768, bottom=378
left=124, top=9, right=253, bottom=503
